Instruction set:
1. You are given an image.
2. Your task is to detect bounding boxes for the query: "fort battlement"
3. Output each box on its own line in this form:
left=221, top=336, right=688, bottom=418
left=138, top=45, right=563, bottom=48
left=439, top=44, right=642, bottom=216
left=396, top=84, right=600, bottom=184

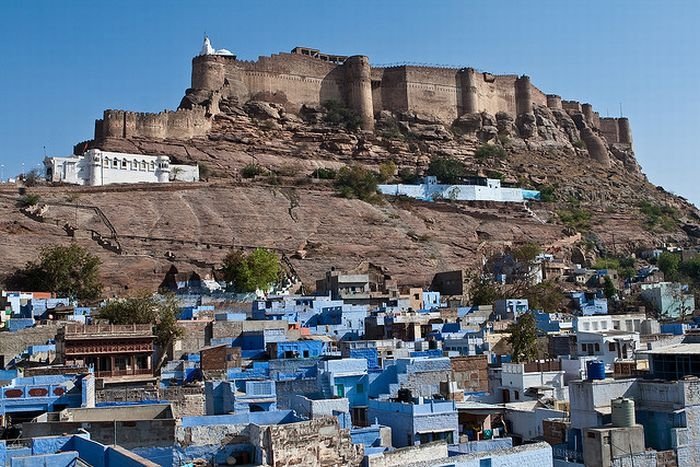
left=89, top=42, right=632, bottom=145
left=95, top=106, right=211, bottom=141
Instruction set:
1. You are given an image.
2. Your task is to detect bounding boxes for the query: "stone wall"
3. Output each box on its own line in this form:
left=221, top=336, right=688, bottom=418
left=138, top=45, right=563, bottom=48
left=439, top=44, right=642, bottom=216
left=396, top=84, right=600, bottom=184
left=367, top=441, right=448, bottom=467
left=95, top=107, right=211, bottom=142
left=252, top=417, right=364, bottom=467
left=451, top=355, right=489, bottom=393
left=95, top=385, right=205, bottom=417
left=91, top=47, right=631, bottom=144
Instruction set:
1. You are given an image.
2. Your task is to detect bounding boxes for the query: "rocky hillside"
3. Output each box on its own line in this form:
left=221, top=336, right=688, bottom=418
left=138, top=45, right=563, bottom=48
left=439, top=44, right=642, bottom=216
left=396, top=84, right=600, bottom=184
left=2, top=99, right=698, bottom=295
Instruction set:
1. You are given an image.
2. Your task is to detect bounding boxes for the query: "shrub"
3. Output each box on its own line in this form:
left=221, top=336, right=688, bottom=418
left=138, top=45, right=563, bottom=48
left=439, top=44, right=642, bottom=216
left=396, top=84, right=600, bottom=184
left=322, top=100, right=363, bottom=130
left=638, top=201, right=678, bottom=232
left=593, top=258, right=620, bottom=270
left=335, top=165, right=380, bottom=202
left=198, top=162, right=211, bottom=180
left=311, top=167, right=337, bottom=180
left=474, top=144, right=506, bottom=161
left=427, top=157, right=465, bottom=184
left=378, top=161, right=397, bottom=183
left=538, top=185, right=556, bottom=202
left=378, top=119, right=404, bottom=139
left=572, top=139, right=585, bottom=149
left=20, top=193, right=41, bottom=207
left=557, top=206, right=592, bottom=231
left=398, top=167, right=420, bottom=184
left=241, top=163, right=265, bottom=178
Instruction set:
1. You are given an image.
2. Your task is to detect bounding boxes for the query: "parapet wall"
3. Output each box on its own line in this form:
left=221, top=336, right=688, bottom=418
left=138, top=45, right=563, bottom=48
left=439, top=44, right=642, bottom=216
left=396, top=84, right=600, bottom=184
left=189, top=51, right=556, bottom=127
left=95, top=107, right=211, bottom=141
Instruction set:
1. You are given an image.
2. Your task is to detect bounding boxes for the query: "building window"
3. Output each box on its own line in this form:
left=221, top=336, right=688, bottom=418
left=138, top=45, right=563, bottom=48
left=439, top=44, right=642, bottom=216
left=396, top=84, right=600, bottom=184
left=581, top=344, right=587, bottom=352
left=121, top=159, right=127, bottom=169
left=336, top=384, right=345, bottom=397
left=609, top=343, right=616, bottom=352
left=149, top=162, right=155, bottom=171
left=514, top=390, right=519, bottom=400
left=112, top=159, right=118, bottom=168
left=356, top=383, right=364, bottom=393
left=140, top=161, right=147, bottom=171
left=594, top=343, right=600, bottom=352
left=103, top=158, right=110, bottom=167
left=302, top=350, right=309, bottom=358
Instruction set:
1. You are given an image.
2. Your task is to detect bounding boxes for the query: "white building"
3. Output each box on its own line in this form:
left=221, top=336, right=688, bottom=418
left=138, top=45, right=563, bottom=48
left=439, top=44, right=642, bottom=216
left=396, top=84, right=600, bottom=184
left=44, top=149, right=199, bottom=186
left=377, top=176, right=541, bottom=203
left=576, top=330, right=639, bottom=369
left=498, top=362, right=567, bottom=402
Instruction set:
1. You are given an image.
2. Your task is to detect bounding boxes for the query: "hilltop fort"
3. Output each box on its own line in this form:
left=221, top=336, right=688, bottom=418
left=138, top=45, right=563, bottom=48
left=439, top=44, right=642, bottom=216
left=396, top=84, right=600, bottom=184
left=88, top=38, right=631, bottom=168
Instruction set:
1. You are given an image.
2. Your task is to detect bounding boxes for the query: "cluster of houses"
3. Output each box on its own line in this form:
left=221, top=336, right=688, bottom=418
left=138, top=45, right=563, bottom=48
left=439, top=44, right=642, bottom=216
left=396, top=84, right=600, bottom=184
left=0, top=246, right=699, bottom=466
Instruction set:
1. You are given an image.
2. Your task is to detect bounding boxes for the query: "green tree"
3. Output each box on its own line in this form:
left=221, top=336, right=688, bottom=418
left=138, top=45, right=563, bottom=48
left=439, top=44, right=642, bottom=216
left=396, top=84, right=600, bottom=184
left=513, top=243, right=541, bottom=263
left=426, top=157, right=465, bottom=184
left=99, top=292, right=183, bottom=346
left=507, top=312, right=538, bottom=363
left=7, top=244, right=102, bottom=300
left=603, top=276, right=617, bottom=300
left=322, top=100, right=363, bottom=130
left=398, top=167, right=420, bottom=184
left=468, top=276, right=503, bottom=306
left=681, top=256, right=700, bottom=282
left=657, top=251, right=681, bottom=281
left=474, top=144, right=506, bottom=161
left=378, top=161, right=397, bottom=183
left=522, top=281, right=563, bottom=313
left=335, top=165, right=380, bottom=202
left=222, top=248, right=281, bottom=292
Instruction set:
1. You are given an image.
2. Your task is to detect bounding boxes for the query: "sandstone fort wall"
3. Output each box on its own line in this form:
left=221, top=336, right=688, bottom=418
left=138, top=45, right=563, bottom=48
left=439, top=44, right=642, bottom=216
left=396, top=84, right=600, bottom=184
left=90, top=47, right=631, bottom=144
left=96, top=107, right=211, bottom=141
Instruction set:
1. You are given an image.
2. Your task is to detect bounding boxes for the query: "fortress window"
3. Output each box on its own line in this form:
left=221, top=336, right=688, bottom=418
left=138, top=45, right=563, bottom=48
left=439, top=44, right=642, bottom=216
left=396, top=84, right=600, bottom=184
left=149, top=162, right=155, bottom=171
left=121, top=159, right=127, bottom=169
left=140, top=161, right=147, bottom=171
left=112, top=159, right=118, bottom=168
left=104, top=158, right=110, bottom=167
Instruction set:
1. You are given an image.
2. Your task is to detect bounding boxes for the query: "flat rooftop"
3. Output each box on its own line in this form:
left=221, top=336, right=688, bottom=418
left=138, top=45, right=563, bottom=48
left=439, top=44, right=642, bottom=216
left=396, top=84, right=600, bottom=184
left=640, top=343, right=700, bottom=355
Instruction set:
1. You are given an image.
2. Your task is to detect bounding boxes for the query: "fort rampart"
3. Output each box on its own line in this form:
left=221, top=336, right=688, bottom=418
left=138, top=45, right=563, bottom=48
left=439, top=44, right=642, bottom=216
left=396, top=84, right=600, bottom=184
left=91, top=47, right=632, bottom=144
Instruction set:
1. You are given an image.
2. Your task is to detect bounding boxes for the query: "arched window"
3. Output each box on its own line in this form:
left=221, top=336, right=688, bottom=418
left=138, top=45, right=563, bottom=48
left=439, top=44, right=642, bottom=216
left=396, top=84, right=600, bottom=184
left=112, top=158, right=118, bottom=168
left=121, top=159, right=127, bottom=169
left=149, top=161, right=155, bottom=171
left=104, top=158, right=110, bottom=167
left=140, top=161, right=147, bottom=171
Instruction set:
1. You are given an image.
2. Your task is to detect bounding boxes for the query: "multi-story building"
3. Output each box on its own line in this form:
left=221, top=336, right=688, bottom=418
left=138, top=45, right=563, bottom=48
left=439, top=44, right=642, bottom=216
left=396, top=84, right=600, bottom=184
left=55, top=324, right=155, bottom=380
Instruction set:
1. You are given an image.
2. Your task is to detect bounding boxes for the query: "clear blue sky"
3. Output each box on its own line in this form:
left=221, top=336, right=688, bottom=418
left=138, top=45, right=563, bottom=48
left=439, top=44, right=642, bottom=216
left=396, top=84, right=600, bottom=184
left=1, top=1, right=698, bottom=206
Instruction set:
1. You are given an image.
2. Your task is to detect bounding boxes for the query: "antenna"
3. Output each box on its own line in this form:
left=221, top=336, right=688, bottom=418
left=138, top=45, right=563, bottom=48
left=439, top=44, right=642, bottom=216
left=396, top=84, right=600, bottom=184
left=619, top=102, right=623, bottom=118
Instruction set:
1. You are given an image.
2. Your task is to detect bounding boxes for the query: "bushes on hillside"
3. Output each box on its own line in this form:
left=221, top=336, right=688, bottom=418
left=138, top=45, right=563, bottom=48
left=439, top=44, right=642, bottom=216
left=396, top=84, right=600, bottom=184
left=335, top=165, right=380, bottom=202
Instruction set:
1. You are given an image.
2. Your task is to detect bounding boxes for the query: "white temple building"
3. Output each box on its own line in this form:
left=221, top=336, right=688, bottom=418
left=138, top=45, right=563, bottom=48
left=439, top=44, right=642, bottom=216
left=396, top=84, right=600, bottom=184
left=199, top=36, right=234, bottom=56
left=44, top=149, right=199, bottom=186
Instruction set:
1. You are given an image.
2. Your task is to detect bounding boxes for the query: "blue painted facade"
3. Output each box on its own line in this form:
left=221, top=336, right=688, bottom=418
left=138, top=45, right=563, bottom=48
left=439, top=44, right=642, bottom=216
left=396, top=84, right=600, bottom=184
left=0, top=434, right=151, bottom=467
left=0, top=374, right=91, bottom=416
left=570, top=291, right=608, bottom=315
left=367, top=398, right=458, bottom=448
left=268, top=340, right=325, bottom=359
left=205, top=379, right=276, bottom=415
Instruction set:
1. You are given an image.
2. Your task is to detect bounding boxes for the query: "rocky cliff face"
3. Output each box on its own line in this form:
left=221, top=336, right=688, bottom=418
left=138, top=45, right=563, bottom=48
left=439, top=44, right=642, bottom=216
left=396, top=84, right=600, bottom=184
left=2, top=98, right=698, bottom=295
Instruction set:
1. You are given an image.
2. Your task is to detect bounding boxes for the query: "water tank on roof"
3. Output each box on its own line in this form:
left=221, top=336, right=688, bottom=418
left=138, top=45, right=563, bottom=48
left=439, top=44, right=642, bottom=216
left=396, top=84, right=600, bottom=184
left=586, top=360, right=606, bottom=380
left=611, top=398, right=636, bottom=427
